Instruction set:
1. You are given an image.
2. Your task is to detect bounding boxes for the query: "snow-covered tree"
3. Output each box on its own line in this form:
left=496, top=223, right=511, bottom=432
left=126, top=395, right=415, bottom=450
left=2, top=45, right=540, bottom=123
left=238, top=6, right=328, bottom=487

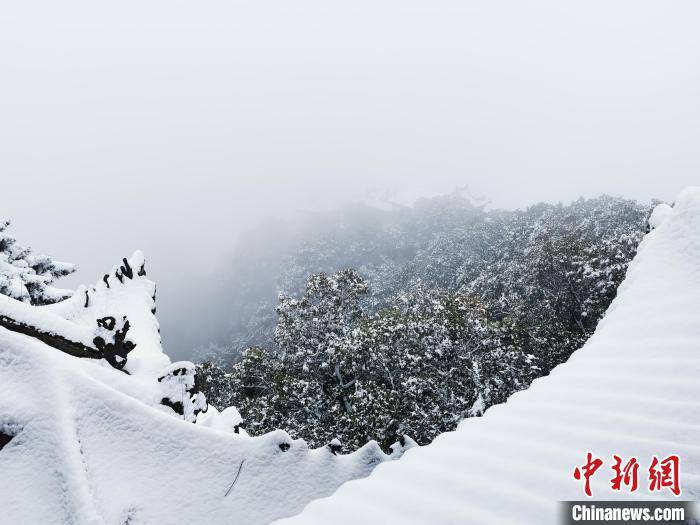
left=0, top=220, right=75, bottom=304
left=270, top=270, right=369, bottom=447
left=195, top=360, right=235, bottom=409
left=195, top=194, right=652, bottom=451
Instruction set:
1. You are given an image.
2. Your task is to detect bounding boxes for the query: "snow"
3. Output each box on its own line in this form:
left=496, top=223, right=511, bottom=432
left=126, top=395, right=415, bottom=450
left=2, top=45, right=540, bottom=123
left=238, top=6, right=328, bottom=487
left=42, top=250, right=168, bottom=378
left=3, top=188, right=697, bottom=524
left=0, top=222, right=76, bottom=305
left=279, top=188, right=700, bottom=524
left=648, top=202, right=673, bottom=230
left=467, top=391, right=485, bottom=417
left=0, top=291, right=97, bottom=349
left=157, top=361, right=208, bottom=422
left=197, top=405, right=249, bottom=436
left=0, top=252, right=407, bottom=524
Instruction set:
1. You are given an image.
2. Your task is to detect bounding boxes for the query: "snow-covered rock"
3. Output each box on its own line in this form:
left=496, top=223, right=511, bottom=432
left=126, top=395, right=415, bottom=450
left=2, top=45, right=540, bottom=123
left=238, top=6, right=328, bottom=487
left=279, top=187, right=700, bottom=524
left=198, top=405, right=249, bottom=436
left=43, top=250, right=167, bottom=378
left=648, top=202, right=673, bottom=230
left=0, top=252, right=406, bottom=524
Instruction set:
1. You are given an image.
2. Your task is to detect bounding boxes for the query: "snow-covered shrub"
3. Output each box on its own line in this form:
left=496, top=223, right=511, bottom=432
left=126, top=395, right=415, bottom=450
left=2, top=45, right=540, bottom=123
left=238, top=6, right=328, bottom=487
left=158, top=361, right=208, bottom=422
left=0, top=220, right=75, bottom=304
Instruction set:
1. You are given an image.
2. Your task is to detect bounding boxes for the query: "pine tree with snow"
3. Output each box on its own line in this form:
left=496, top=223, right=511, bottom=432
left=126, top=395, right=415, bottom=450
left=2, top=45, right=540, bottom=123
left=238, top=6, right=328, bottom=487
left=195, top=194, right=652, bottom=451
left=347, top=286, right=507, bottom=447
left=195, top=360, right=236, bottom=409
left=272, top=269, right=369, bottom=446
left=0, top=220, right=75, bottom=305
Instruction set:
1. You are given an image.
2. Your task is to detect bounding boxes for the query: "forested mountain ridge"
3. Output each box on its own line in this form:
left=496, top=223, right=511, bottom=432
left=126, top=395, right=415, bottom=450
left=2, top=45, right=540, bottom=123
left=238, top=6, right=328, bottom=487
left=197, top=193, right=653, bottom=450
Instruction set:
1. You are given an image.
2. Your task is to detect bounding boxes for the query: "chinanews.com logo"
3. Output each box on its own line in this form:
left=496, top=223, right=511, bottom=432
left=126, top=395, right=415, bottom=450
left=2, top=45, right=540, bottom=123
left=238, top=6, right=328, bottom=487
left=560, top=452, right=697, bottom=524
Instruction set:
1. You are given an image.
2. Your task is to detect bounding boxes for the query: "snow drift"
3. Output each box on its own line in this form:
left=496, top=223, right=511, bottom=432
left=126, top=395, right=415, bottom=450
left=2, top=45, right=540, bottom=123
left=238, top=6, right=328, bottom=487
left=279, top=187, right=700, bottom=524
left=0, top=253, right=409, bottom=524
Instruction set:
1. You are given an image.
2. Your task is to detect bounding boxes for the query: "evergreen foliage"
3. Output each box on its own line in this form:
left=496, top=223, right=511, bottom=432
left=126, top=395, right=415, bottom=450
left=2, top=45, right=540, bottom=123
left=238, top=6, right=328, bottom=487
left=197, top=194, right=652, bottom=450
left=0, top=220, right=75, bottom=305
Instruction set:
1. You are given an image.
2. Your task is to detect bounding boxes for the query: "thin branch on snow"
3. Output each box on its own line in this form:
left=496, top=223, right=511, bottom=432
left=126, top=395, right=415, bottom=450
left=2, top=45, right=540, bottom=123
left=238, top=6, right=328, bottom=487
left=224, top=459, right=246, bottom=497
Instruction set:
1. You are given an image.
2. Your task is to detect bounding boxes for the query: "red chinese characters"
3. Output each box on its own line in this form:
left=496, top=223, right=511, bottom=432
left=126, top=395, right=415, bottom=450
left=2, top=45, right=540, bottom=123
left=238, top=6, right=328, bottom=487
left=573, top=453, right=681, bottom=497
left=573, top=452, right=604, bottom=497
left=610, top=455, right=639, bottom=492
left=648, top=455, right=681, bottom=496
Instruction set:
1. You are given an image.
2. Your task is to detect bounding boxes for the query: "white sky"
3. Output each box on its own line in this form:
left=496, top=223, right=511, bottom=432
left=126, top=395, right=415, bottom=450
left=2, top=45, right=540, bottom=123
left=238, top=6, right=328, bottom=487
left=1, top=0, right=699, bottom=356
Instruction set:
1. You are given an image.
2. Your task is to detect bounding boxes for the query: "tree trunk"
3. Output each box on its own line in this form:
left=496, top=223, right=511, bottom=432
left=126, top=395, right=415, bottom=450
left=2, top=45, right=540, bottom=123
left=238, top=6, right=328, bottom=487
left=0, top=313, right=134, bottom=372
left=0, top=314, right=100, bottom=359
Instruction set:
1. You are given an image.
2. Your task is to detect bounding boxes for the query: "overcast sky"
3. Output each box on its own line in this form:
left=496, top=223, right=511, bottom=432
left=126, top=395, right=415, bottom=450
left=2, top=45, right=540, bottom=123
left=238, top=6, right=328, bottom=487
left=1, top=0, right=699, bottom=357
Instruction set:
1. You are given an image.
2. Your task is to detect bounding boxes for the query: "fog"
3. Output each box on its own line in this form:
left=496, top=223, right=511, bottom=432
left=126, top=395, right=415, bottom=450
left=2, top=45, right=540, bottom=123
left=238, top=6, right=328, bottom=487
left=1, top=0, right=699, bottom=359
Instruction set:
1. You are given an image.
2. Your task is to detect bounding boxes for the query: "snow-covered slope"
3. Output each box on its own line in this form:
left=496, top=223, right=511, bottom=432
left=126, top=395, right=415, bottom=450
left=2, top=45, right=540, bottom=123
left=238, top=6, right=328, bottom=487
left=3, top=188, right=697, bottom=525
left=280, top=187, right=700, bottom=524
left=0, top=254, right=408, bottom=525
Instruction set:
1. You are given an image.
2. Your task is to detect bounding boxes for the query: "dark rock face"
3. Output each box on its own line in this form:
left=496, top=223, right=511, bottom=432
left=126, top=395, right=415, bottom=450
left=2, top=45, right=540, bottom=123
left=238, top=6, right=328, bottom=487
left=0, top=431, right=13, bottom=451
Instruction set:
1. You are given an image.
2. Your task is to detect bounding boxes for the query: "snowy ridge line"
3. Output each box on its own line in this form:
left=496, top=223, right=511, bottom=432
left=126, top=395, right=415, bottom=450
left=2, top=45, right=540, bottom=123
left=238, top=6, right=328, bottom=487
left=0, top=252, right=413, bottom=524
left=278, top=187, right=700, bottom=524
